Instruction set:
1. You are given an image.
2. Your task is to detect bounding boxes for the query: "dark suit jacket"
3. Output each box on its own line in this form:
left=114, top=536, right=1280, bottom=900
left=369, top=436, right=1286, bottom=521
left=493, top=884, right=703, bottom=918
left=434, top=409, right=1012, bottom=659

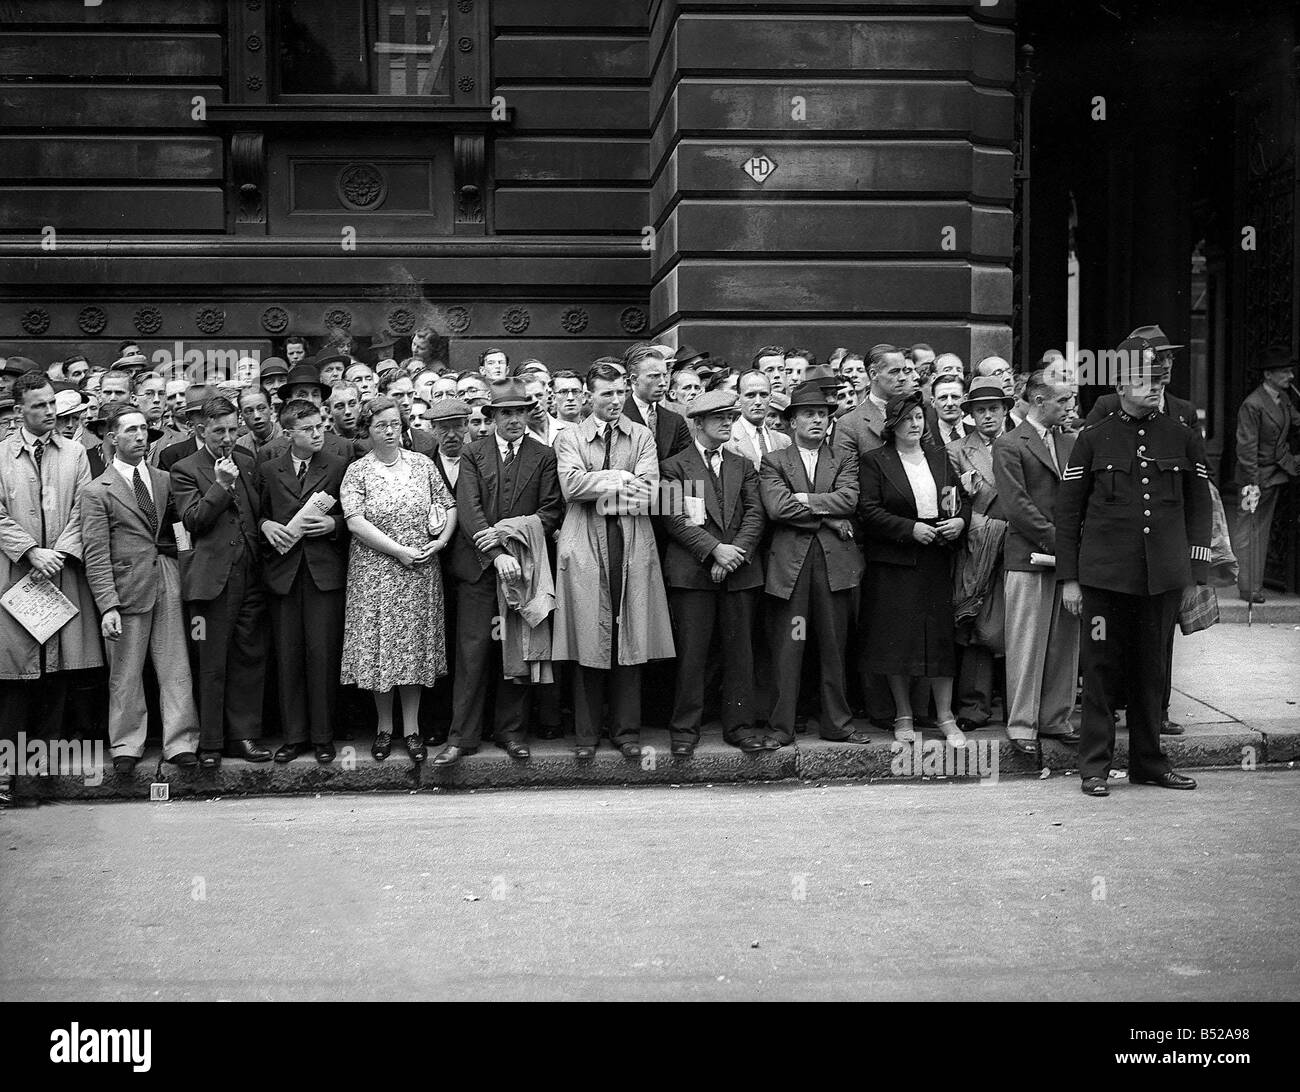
left=158, top=434, right=202, bottom=472
left=254, top=430, right=357, bottom=466
left=79, top=464, right=178, bottom=615
left=658, top=445, right=765, bottom=591
left=256, top=449, right=350, bottom=595
left=170, top=445, right=262, bottom=602
left=759, top=444, right=863, bottom=599
left=992, top=420, right=1076, bottom=571
left=450, top=434, right=563, bottom=584
left=1235, top=384, right=1300, bottom=487
left=430, top=444, right=460, bottom=500
left=405, top=428, right=437, bottom=456
left=1086, top=390, right=1196, bottom=430
left=623, top=398, right=691, bottom=459
left=858, top=443, right=971, bottom=568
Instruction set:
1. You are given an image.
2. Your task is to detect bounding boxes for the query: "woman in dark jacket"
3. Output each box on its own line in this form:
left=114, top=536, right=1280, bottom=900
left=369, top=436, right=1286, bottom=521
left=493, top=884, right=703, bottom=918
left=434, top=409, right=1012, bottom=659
left=858, top=391, right=971, bottom=746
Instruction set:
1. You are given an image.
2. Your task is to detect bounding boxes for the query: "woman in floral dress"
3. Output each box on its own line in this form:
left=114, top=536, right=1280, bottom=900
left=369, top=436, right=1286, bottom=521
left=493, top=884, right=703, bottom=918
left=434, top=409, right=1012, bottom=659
left=340, top=396, right=457, bottom=763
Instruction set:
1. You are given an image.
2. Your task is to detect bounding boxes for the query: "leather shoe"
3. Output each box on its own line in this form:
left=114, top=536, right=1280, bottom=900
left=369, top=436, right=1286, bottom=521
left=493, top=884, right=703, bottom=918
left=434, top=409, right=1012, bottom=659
left=1044, top=731, right=1081, bottom=745
left=166, top=752, right=198, bottom=769
left=431, top=744, right=475, bottom=767
left=1008, top=738, right=1039, bottom=756
left=314, top=743, right=335, bottom=764
left=735, top=735, right=767, bottom=754
left=371, top=732, right=392, bottom=761
left=1159, top=719, right=1184, bottom=736
left=501, top=741, right=530, bottom=761
left=112, top=756, right=137, bottom=775
left=956, top=717, right=983, bottom=733
left=574, top=745, right=596, bottom=762
left=224, top=739, right=272, bottom=762
left=619, top=742, right=641, bottom=759
left=1081, top=777, right=1110, bottom=797
left=1131, top=770, right=1197, bottom=790
left=405, top=734, right=427, bottom=763
left=198, top=750, right=222, bottom=770
left=840, top=731, right=873, bottom=745
left=274, top=742, right=311, bottom=764
left=670, top=741, right=695, bottom=757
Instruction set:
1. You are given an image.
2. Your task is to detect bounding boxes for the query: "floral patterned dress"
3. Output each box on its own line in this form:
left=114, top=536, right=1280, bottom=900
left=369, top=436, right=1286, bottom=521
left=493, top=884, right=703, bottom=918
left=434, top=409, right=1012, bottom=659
left=339, top=450, right=452, bottom=691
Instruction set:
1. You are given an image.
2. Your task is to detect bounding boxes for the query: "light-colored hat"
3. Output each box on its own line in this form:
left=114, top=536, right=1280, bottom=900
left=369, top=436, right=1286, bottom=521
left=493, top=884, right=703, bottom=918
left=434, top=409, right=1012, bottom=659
left=686, top=389, right=741, bottom=420
left=422, top=397, right=471, bottom=422
left=54, top=390, right=89, bottom=417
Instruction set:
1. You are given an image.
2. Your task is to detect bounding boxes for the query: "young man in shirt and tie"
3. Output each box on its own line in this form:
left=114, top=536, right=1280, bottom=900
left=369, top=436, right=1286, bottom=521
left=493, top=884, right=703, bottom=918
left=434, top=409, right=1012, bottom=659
left=257, top=399, right=349, bottom=764
left=81, top=406, right=199, bottom=773
left=726, top=369, right=792, bottom=469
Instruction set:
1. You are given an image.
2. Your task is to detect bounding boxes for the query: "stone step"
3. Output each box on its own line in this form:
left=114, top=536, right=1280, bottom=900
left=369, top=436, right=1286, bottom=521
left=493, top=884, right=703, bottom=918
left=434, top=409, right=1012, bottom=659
left=1215, top=593, right=1300, bottom=624
left=7, top=721, right=1295, bottom=804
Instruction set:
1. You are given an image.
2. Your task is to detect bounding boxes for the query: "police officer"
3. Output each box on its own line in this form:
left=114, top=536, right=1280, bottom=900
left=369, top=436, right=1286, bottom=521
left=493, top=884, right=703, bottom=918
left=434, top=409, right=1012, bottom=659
left=1057, top=337, right=1211, bottom=797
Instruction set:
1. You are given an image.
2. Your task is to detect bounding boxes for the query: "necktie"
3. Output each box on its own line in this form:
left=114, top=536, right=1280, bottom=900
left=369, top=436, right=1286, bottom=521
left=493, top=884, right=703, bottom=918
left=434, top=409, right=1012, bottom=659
left=646, top=403, right=657, bottom=435
left=601, top=425, right=612, bottom=470
left=1044, top=430, right=1060, bottom=476
left=296, top=459, right=308, bottom=485
left=32, top=438, right=44, bottom=470
left=703, top=449, right=723, bottom=503
left=757, top=427, right=770, bottom=456
left=504, top=440, right=516, bottom=467
left=133, top=467, right=158, bottom=534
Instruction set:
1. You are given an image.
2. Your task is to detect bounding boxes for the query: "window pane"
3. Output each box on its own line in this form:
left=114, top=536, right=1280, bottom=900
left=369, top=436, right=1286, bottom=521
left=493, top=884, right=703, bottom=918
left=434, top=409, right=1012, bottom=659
left=278, top=1, right=450, bottom=96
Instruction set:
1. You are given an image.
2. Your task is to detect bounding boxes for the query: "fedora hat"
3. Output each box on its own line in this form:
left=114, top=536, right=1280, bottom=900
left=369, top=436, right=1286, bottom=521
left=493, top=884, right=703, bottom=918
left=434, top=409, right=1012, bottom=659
left=182, top=384, right=213, bottom=414
left=961, top=379, right=1014, bottom=413
left=686, top=389, right=741, bottom=420
left=1126, top=324, right=1184, bottom=353
left=1, top=355, right=42, bottom=377
left=782, top=379, right=837, bottom=416
left=484, top=378, right=536, bottom=411
left=675, top=345, right=708, bottom=368
left=258, top=356, right=289, bottom=379
left=1252, top=344, right=1297, bottom=372
left=53, top=389, right=89, bottom=417
left=283, top=363, right=332, bottom=399
left=803, top=364, right=841, bottom=392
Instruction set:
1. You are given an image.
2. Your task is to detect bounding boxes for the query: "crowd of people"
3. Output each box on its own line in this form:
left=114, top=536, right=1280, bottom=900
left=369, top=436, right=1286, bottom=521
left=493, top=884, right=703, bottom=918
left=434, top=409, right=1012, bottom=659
left=0, top=323, right=1295, bottom=800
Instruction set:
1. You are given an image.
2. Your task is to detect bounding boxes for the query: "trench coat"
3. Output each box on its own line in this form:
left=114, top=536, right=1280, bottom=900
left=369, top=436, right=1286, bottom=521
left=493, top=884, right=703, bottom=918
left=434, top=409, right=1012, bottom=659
left=551, top=413, right=675, bottom=668
left=0, top=429, right=104, bottom=679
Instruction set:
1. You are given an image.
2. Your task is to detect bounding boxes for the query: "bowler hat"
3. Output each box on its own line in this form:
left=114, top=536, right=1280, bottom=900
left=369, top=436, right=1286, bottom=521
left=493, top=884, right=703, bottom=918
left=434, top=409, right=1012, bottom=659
left=423, top=397, right=471, bottom=422
left=782, top=379, right=837, bottom=417
left=686, top=389, right=741, bottom=420
left=284, top=363, right=333, bottom=399
left=961, top=379, right=1014, bottom=413
left=1253, top=344, right=1297, bottom=372
left=484, top=378, right=535, bottom=411
left=1126, top=324, right=1183, bottom=353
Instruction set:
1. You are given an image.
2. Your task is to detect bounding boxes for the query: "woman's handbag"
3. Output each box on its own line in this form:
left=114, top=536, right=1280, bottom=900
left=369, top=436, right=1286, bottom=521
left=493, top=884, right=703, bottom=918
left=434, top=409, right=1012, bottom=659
left=1178, top=584, right=1219, bottom=635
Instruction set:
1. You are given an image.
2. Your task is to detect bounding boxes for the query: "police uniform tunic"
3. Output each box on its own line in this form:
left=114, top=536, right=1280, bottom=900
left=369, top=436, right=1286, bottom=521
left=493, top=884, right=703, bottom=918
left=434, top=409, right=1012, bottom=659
left=1055, top=408, right=1211, bottom=782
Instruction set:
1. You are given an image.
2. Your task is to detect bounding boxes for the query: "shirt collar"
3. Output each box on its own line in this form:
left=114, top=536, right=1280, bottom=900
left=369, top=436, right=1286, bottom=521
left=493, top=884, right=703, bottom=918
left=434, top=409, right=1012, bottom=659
left=867, top=391, right=889, bottom=412
left=113, top=456, right=146, bottom=482
left=695, top=438, right=721, bottom=462
left=582, top=414, right=629, bottom=441
left=19, top=426, right=57, bottom=451
left=496, top=433, right=517, bottom=459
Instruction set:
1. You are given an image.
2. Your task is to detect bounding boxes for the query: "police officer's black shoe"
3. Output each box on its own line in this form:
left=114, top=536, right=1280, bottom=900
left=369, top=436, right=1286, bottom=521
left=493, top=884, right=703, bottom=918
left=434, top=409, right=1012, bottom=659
left=1080, top=777, right=1109, bottom=797
left=1131, top=771, right=1197, bottom=790
left=1159, top=718, right=1184, bottom=735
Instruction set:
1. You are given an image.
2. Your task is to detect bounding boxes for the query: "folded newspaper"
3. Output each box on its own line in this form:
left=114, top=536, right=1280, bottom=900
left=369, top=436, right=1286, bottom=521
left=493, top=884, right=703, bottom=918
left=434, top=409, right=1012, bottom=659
left=279, top=492, right=337, bottom=553
left=1, top=573, right=79, bottom=644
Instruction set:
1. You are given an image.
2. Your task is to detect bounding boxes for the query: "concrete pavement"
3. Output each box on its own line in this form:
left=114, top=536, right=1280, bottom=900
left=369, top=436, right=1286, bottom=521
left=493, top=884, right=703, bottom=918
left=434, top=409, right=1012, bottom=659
left=5, top=621, right=1297, bottom=801
left=1, top=770, right=1296, bottom=1001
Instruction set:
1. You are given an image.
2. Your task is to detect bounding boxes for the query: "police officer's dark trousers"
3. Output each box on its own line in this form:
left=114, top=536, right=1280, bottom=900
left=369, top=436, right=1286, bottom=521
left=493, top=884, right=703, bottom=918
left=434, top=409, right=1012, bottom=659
left=1079, top=585, right=1180, bottom=781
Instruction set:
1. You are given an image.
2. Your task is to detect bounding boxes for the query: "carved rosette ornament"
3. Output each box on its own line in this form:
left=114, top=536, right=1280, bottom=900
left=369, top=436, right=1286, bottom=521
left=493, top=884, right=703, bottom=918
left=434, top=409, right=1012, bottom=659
left=501, top=307, right=530, bottom=335
left=21, top=308, right=50, bottom=335
left=133, top=307, right=163, bottom=335
left=337, top=163, right=386, bottom=211
left=388, top=308, right=416, bottom=335
left=619, top=307, right=648, bottom=335
left=194, top=306, right=226, bottom=335
left=261, top=306, right=290, bottom=334
left=323, top=308, right=353, bottom=331
left=445, top=307, right=471, bottom=334
left=560, top=308, right=589, bottom=334
left=78, top=306, right=108, bottom=335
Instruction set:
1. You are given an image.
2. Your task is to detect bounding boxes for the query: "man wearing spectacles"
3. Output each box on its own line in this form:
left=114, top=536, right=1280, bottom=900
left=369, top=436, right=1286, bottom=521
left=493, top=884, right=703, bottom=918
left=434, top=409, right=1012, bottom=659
left=256, top=399, right=350, bottom=765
